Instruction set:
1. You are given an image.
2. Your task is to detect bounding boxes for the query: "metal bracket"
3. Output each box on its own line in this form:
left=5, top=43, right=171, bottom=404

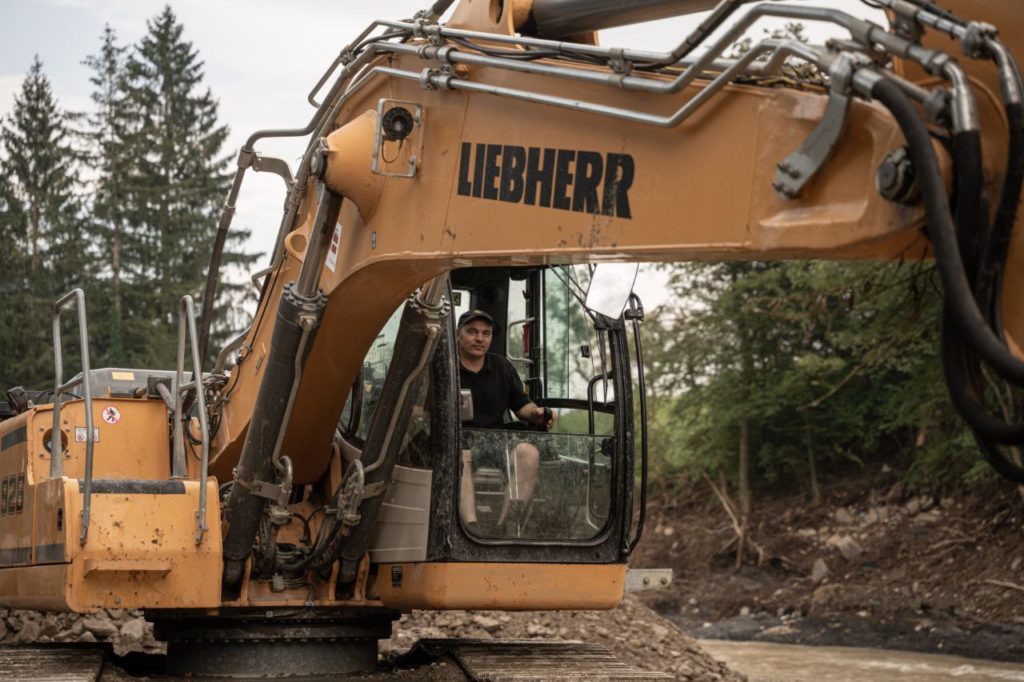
left=625, top=568, right=673, bottom=592
left=251, top=153, right=295, bottom=189
left=360, top=480, right=390, bottom=499
left=772, top=55, right=856, bottom=200
left=329, top=461, right=366, bottom=527
left=371, top=99, right=424, bottom=179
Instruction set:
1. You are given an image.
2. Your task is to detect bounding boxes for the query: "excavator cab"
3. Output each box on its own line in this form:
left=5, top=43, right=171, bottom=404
left=336, top=265, right=646, bottom=610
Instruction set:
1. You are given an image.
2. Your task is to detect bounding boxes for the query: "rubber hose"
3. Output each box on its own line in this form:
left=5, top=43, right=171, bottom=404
left=940, top=313, right=1024, bottom=444
left=869, top=79, right=1024, bottom=386
left=974, top=432, right=1024, bottom=483
left=978, top=102, right=1024, bottom=327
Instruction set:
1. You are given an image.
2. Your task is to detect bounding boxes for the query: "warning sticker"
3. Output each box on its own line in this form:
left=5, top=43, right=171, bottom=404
left=325, top=223, right=343, bottom=272
left=74, top=428, right=100, bottom=443
left=102, top=406, right=121, bottom=425
left=111, top=371, right=135, bottom=381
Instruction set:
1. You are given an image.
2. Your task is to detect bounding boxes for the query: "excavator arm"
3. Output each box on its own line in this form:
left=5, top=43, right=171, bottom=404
left=212, top=0, right=1023, bottom=494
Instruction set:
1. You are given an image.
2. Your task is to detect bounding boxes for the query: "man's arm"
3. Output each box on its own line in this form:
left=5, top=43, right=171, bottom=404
left=515, top=402, right=555, bottom=430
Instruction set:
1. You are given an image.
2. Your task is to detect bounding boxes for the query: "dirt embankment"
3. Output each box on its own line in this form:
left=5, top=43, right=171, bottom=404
left=632, top=466, right=1024, bottom=663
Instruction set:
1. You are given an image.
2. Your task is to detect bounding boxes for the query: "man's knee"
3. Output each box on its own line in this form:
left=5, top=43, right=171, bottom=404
left=514, top=443, right=540, bottom=475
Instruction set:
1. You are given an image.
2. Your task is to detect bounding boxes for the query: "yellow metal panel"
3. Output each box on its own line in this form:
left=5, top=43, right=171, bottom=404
left=0, top=564, right=69, bottom=611
left=28, top=400, right=172, bottom=483
left=375, top=562, right=626, bottom=610
left=64, top=478, right=222, bottom=611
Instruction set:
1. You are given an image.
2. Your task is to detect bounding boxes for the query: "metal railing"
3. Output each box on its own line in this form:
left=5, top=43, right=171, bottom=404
left=51, top=289, right=95, bottom=545
left=174, top=296, right=211, bottom=544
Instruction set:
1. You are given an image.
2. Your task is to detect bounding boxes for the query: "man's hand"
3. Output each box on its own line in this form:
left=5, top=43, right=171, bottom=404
left=518, top=403, right=555, bottom=431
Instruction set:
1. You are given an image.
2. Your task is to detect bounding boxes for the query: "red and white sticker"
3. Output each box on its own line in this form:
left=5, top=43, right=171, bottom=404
left=325, top=223, right=343, bottom=272
left=101, top=406, right=121, bottom=425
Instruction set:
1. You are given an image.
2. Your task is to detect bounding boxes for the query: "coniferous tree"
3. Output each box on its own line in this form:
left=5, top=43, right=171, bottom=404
left=118, top=6, right=256, bottom=367
left=0, top=57, right=92, bottom=390
left=83, top=25, right=135, bottom=366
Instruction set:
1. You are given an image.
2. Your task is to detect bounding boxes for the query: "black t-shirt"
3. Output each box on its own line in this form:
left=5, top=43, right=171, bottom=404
left=459, top=353, right=531, bottom=428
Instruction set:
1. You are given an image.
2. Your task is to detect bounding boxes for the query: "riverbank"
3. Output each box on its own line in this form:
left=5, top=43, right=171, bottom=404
left=632, top=465, right=1024, bottom=663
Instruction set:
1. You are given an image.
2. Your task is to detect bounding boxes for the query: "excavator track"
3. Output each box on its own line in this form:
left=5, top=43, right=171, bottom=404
left=0, top=645, right=105, bottom=681
left=401, top=639, right=673, bottom=681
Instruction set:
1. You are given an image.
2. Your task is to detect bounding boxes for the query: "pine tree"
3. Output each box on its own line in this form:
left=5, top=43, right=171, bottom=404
left=0, top=57, right=91, bottom=390
left=82, top=25, right=135, bottom=366
left=118, top=5, right=256, bottom=368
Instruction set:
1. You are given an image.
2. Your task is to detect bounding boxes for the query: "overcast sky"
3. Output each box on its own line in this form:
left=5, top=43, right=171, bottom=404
left=0, top=0, right=883, bottom=306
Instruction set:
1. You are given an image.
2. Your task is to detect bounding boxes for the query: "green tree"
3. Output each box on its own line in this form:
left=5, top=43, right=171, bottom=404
left=118, top=5, right=256, bottom=367
left=82, top=25, right=135, bottom=366
left=0, top=57, right=93, bottom=390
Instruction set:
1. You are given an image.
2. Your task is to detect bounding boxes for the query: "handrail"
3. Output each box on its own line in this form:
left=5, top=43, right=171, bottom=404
left=51, top=289, right=95, bottom=546
left=174, top=296, right=211, bottom=544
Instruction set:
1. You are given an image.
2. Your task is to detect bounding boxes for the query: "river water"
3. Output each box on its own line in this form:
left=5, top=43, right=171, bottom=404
left=702, top=640, right=1024, bottom=682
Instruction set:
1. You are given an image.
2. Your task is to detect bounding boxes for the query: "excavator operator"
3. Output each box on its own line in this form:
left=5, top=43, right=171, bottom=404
left=456, top=309, right=555, bottom=535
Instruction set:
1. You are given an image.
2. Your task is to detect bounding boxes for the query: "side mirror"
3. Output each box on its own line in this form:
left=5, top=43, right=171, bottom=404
left=584, top=263, right=638, bottom=319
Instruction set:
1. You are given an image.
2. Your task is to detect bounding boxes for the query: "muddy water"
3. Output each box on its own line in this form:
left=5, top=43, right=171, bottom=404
left=702, top=640, right=1024, bottom=682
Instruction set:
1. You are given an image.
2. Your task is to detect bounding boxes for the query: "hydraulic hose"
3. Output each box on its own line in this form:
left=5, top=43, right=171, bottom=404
left=871, top=78, right=1024, bottom=483
left=940, top=316, right=1024, bottom=445
left=869, top=79, right=1024, bottom=386
left=938, top=101, right=1024, bottom=446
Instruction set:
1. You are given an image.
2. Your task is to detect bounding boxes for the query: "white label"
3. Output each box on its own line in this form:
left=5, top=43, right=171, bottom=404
left=325, top=223, right=343, bottom=272
left=101, top=406, right=121, bottom=425
left=74, top=428, right=100, bottom=443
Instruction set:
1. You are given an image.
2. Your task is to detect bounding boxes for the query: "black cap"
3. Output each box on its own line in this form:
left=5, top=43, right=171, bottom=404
left=458, top=309, right=497, bottom=330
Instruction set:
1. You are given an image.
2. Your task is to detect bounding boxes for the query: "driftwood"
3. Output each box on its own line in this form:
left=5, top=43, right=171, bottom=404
left=703, top=472, right=766, bottom=568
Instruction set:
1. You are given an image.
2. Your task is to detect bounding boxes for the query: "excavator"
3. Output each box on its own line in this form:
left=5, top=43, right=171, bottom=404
left=1, top=0, right=1022, bottom=677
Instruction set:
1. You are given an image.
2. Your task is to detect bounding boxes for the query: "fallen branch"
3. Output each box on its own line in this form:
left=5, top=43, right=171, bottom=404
left=985, top=579, right=1024, bottom=594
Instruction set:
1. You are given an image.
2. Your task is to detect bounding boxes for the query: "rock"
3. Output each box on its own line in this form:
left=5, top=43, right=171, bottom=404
left=905, top=497, right=922, bottom=515
left=471, top=615, right=502, bottom=633
left=1012, top=557, right=1022, bottom=572
left=863, top=508, right=879, bottom=525
left=811, top=558, right=830, bottom=585
left=759, top=625, right=797, bottom=638
left=885, top=482, right=905, bottom=504
left=78, top=631, right=97, bottom=643
left=81, top=615, right=120, bottom=639
left=17, top=620, right=41, bottom=643
left=810, top=584, right=845, bottom=615
left=38, top=617, right=60, bottom=639
left=834, top=508, right=856, bottom=525
left=796, top=528, right=817, bottom=538
left=918, top=496, right=935, bottom=512
left=121, top=618, right=146, bottom=646
left=739, top=607, right=750, bottom=617
left=649, top=623, right=670, bottom=642
left=827, top=534, right=863, bottom=562
left=0, top=619, right=7, bottom=641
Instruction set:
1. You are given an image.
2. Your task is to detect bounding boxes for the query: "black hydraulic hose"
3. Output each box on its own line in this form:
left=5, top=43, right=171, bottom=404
left=940, top=315, right=1024, bottom=444
left=938, top=101, right=1024, bottom=446
left=869, top=79, right=1024, bottom=386
left=976, top=434, right=1024, bottom=483
left=979, top=102, right=1024, bottom=323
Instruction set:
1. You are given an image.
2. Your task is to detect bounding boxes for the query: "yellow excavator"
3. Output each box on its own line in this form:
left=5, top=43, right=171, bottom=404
left=1, top=0, right=1022, bottom=677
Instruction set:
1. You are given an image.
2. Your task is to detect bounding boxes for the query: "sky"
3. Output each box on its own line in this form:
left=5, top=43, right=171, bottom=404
left=0, top=0, right=884, bottom=308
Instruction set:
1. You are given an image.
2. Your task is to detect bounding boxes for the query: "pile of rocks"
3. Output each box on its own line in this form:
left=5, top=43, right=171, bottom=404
left=2, top=595, right=742, bottom=681
left=0, top=608, right=161, bottom=657
left=391, top=595, right=744, bottom=681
